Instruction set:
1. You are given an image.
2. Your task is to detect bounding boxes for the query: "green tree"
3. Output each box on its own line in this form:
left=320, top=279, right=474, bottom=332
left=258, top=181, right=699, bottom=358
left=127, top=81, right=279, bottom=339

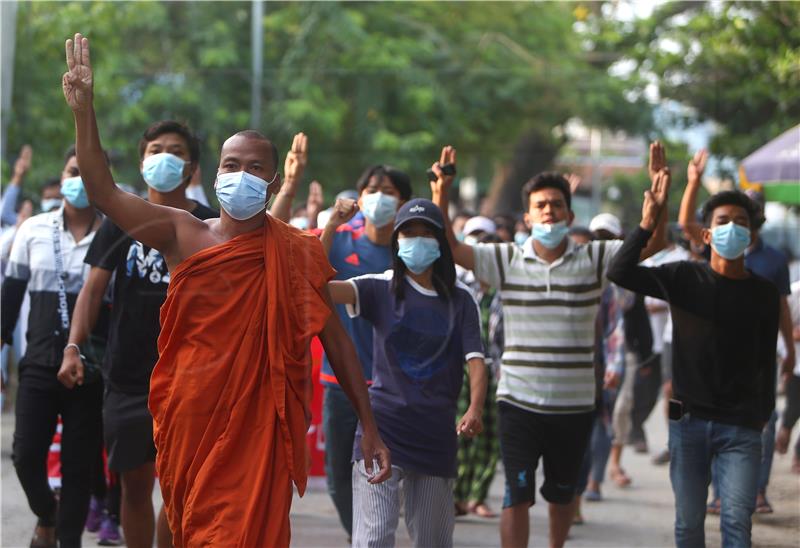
left=6, top=1, right=651, bottom=214
left=583, top=1, right=800, bottom=162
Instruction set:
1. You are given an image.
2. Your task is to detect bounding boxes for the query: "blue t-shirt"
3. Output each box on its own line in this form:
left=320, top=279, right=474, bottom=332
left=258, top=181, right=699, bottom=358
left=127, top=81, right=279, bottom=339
left=745, top=239, right=790, bottom=296
left=348, top=271, right=484, bottom=477
left=320, top=226, right=392, bottom=386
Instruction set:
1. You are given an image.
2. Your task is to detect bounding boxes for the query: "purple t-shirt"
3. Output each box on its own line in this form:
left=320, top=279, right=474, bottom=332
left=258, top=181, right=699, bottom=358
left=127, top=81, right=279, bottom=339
left=348, top=270, right=484, bottom=477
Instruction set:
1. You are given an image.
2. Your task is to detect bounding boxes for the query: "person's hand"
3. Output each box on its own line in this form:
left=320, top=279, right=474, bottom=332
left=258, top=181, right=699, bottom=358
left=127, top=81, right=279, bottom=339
left=12, top=145, right=32, bottom=182
left=306, top=181, right=324, bottom=228
left=641, top=168, right=671, bottom=231
left=457, top=406, right=484, bottom=438
left=604, top=369, right=621, bottom=390
left=327, top=198, right=359, bottom=229
left=565, top=173, right=582, bottom=195
left=57, top=347, right=84, bottom=389
left=648, top=141, right=666, bottom=184
left=359, top=428, right=392, bottom=484
left=687, top=149, right=707, bottom=186
left=429, top=145, right=457, bottom=199
left=284, top=132, right=308, bottom=191
left=63, top=33, right=94, bottom=112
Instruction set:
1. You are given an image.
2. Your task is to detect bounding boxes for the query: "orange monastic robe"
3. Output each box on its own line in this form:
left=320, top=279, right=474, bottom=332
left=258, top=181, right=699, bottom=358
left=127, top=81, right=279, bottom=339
left=149, top=215, right=335, bottom=547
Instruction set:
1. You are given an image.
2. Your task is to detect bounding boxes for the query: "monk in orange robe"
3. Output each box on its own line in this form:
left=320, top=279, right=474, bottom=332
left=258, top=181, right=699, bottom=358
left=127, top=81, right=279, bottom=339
left=63, top=33, right=391, bottom=547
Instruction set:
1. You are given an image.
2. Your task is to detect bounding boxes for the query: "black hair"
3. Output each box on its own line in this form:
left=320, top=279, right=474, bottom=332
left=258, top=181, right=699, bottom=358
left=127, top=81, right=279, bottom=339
left=64, top=144, right=110, bottom=166
left=42, top=177, right=61, bottom=191
left=227, top=130, right=279, bottom=171
left=138, top=120, right=200, bottom=164
left=521, top=172, right=571, bottom=211
left=355, top=164, right=412, bottom=201
left=568, top=226, right=593, bottom=240
left=493, top=214, right=515, bottom=230
left=390, top=220, right=456, bottom=302
left=701, top=190, right=760, bottom=228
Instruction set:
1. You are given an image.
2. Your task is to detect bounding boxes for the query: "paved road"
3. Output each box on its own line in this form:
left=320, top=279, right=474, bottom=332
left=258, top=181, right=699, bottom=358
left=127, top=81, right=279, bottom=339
left=2, top=398, right=798, bottom=547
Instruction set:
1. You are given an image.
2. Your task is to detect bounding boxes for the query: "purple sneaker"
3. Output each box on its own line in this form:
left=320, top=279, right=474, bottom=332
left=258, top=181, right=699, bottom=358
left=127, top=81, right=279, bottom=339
left=84, top=496, right=103, bottom=533
left=97, top=516, right=122, bottom=546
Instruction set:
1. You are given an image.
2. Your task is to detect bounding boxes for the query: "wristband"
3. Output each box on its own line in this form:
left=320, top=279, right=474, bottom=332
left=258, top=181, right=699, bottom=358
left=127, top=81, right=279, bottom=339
left=64, top=343, right=86, bottom=360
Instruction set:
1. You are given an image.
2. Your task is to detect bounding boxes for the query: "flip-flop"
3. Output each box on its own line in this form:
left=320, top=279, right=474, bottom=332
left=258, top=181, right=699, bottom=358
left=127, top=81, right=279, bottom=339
left=468, top=502, right=497, bottom=518
left=706, top=499, right=721, bottom=515
left=584, top=489, right=602, bottom=502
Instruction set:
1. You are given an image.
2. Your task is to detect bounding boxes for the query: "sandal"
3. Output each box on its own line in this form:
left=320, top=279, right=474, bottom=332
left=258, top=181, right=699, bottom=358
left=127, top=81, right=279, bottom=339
left=609, top=468, right=632, bottom=488
left=468, top=502, right=497, bottom=518
left=706, top=499, right=721, bottom=515
left=755, top=495, right=773, bottom=514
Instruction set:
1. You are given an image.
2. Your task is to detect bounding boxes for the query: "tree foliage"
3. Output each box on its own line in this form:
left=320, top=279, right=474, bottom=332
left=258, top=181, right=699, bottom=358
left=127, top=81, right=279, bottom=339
left=583, top=0, right=800, bottom=161
left=6, top=1, right=650, bottom=211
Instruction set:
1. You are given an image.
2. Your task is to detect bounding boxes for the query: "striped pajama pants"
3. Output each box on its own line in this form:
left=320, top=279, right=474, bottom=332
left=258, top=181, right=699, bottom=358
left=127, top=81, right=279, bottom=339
left=352, top=460, right=455, bottom=548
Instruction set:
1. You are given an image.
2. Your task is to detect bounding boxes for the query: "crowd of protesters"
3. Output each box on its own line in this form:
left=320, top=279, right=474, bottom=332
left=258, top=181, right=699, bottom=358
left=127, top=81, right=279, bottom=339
left=0, top=32, right=797, bottom=548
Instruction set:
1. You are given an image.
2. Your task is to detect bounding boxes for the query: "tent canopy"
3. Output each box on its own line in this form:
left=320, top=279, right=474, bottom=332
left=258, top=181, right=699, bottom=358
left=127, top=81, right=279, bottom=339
left=740, top=125, right=800, bottom=204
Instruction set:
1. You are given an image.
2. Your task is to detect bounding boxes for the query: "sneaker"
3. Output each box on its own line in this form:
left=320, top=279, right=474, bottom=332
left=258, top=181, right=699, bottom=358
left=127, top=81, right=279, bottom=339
left=84, top=496, right=104, bottom=533
left=652, top=449, right=670, bottom=465
left=97, top=516, right=122, bottom=546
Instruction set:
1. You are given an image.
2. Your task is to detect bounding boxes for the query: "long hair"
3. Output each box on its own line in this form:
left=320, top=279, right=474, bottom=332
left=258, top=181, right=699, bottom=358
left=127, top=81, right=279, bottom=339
left=390, top=221, right=456, bottom=302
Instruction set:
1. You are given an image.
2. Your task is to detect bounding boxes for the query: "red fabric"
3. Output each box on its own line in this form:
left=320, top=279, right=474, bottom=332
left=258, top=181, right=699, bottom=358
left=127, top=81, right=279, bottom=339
left=150, top=215, right=335, bottom=547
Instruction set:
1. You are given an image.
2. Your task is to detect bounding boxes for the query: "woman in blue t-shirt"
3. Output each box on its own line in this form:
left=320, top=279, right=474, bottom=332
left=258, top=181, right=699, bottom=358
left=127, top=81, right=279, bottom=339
left=329, top=198, right=488, bottom=548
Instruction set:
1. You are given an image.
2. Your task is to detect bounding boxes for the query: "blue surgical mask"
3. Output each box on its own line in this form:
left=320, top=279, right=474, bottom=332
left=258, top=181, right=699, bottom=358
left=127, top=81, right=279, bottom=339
left=532, top=221, right=569, bottom=249
left=361, top=192, right=398, bottom=228
left=711, top=222, right=750, bottom=260
left=397, top=237, right=441, bottom=274
left=61, top=176, right=90, bottom=209
left=41, top=198, right=63, bottom=212
left=142, top=152, right=187, bottom=192
left=514, top=231, right=529, bottom=246
left=215, top=170, right=277, bottom=221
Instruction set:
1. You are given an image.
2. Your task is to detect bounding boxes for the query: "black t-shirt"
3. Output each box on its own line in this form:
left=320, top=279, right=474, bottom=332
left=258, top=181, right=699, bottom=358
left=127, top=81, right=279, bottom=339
left=84, top=201, right=218, bottom=393
left=607, top=227, right=779, bottom=430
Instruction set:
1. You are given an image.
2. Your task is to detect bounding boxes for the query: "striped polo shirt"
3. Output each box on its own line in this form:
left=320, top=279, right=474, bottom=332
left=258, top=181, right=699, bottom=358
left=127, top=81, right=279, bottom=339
left=473, top=236, right=622, bottom=414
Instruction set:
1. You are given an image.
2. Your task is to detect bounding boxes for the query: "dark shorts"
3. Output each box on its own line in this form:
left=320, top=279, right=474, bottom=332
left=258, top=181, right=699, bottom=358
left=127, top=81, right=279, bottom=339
left=103, top=389, right=156, bottom=472
left=498, top=401, right=593, bottom=506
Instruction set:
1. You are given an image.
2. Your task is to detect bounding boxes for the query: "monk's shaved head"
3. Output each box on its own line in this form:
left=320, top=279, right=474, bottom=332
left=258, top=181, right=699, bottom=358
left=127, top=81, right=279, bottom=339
left=221, top=130, right=279, bottom=172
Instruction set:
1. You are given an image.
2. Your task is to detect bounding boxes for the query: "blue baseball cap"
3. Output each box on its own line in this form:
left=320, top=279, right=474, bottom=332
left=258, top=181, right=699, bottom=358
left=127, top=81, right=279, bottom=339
left=394, top=198, right=444, bottom=231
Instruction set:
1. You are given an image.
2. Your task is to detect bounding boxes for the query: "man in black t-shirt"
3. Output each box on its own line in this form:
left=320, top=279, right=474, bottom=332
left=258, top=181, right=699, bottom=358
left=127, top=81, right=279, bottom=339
left=608, top=179, right=779, bottom=548
left=57, top=120, right=217, bottom=548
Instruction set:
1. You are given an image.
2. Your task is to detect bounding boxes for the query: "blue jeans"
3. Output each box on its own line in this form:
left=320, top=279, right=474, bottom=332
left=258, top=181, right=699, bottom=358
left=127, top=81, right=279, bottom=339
left=322, top=385, right=359, bottom=538
left=669, top=415, right=761, bottom=548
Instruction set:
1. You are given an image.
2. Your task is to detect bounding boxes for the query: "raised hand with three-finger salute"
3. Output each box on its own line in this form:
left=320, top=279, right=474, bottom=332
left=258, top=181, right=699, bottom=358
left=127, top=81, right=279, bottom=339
left=62, top=33, right=93, bottom=112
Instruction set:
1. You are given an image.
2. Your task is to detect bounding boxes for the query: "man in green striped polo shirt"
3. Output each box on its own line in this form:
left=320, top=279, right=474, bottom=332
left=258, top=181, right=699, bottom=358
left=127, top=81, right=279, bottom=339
left=430, top=144, right=668, bottom=548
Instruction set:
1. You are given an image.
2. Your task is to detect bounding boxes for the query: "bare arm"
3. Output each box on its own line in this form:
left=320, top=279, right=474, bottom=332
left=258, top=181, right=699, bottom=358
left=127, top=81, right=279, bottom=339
left=320, top=198, right=359, bottom=255
left=270, top=133, right=307, bottom=222
left=58, top=267, right=112, bottom=388
left=328, top=280, right=356, bottom=305
left=678, top=149, right=708, bottom=247
left=318, top=286, right=391, bottom=483
left=456, top=357, right=487, bottom=437
left=430, top=146, right=475, bottom=271
left=64, top=33, right=197, bottom=256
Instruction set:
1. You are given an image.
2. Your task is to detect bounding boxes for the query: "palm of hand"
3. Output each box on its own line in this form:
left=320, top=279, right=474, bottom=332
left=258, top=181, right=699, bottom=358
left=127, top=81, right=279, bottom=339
left=63, top=65, right=93, bottom=109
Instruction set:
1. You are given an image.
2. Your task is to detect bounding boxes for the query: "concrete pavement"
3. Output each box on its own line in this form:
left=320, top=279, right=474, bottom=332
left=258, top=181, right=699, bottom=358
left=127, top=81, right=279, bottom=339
left=2, top=398, right=798, bottom=547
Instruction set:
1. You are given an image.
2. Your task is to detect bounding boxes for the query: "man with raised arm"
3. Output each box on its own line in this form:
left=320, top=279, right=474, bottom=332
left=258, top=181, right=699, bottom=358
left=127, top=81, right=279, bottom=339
left=62, top=33, right=390, bottom=547
left=608, top=181, right=779, bottom=548
left=431, top=144, right=668, bottom=548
